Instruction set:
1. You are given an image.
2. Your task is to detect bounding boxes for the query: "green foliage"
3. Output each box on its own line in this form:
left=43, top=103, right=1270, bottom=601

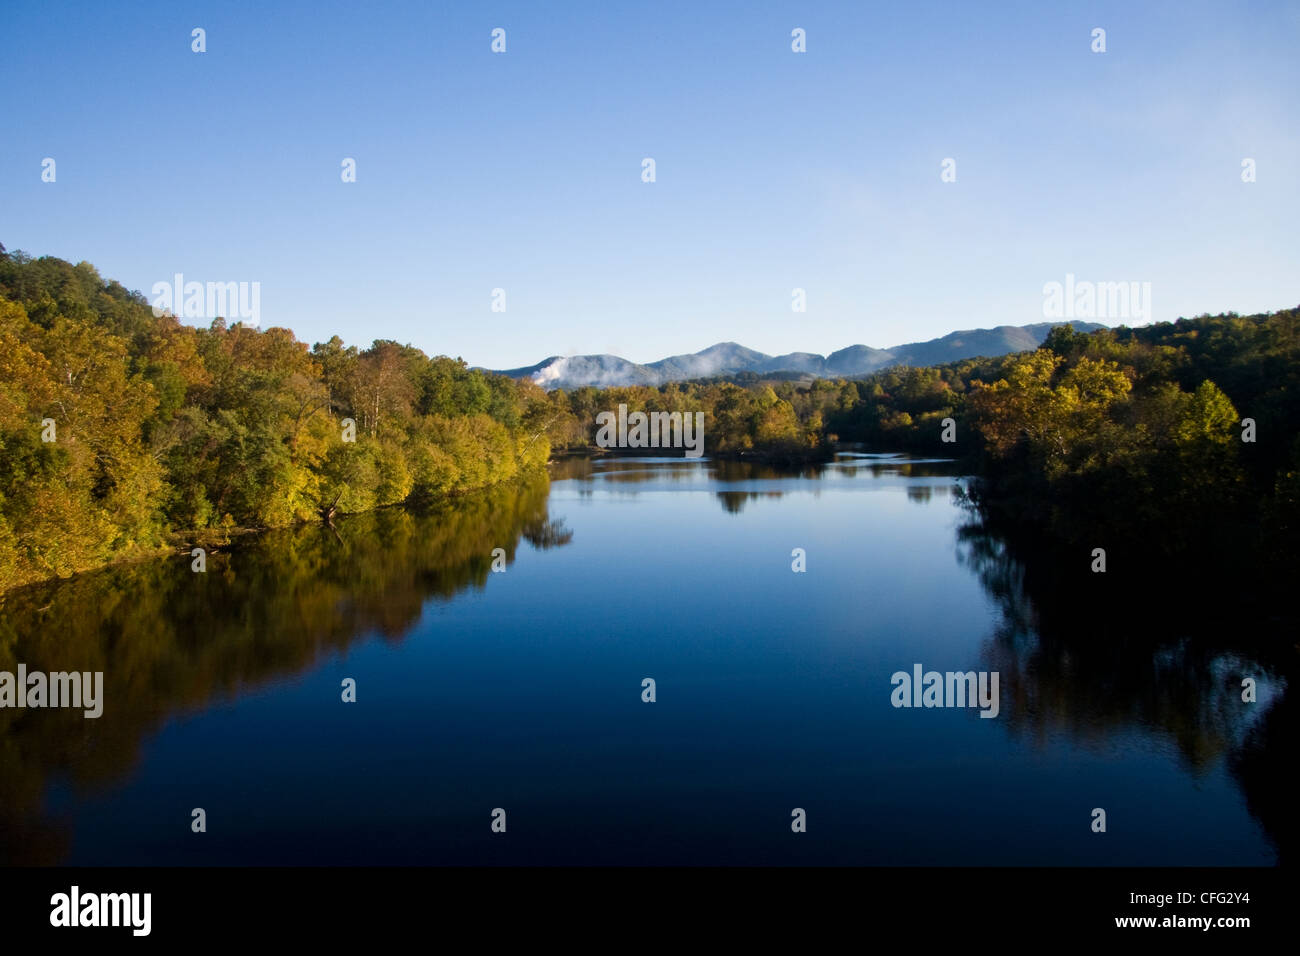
left=0, top=250, right=550, bottom=591
left=541, top=380, right=825, bottom=461
left=961, top=316, right=1298, bottom=560
left=3, top=246, right=1294, bottom=589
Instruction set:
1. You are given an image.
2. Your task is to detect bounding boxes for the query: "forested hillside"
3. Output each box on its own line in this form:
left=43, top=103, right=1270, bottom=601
left=0, top=245, right=552, bottom=592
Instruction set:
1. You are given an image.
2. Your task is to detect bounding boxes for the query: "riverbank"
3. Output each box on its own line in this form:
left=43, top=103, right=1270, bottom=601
left=0, top=466, right=551, bottom=601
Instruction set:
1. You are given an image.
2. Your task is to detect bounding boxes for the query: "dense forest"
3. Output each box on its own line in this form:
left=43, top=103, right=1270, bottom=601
left=0, top=245, right=553, bottom=592
left=3, top=244, right=1296, bottom=594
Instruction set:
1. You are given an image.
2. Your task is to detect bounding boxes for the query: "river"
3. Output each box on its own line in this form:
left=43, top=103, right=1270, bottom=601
left=0, top=453, right=1283, bottom=865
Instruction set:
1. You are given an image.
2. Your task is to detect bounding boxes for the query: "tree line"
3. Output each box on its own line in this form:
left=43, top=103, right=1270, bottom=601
left=3, top=243, right=1295, bottom=591
left=541, top=307, right=1300, bottom=574
left=0, top=246, right=552, bottom=592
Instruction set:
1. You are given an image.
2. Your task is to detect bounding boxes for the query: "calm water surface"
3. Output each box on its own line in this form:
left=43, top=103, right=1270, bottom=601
left=0, top=454, right=1284, bottom=865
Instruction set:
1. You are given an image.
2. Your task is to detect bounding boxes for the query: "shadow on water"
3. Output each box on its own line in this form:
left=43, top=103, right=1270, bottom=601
left=955, top=495, right=1294, bottom=863
left=0, top=473, right=568, bottom=864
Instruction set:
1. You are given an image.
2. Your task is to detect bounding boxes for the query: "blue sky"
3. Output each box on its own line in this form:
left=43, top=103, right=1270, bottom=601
left=2, top=0, right=1297, bottom=368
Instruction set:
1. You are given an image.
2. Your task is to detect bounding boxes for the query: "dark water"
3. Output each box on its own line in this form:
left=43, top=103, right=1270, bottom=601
left=0, top=454, right=1287, bottom=865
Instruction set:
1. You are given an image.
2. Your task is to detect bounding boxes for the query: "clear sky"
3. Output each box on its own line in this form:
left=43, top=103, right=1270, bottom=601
left=2, top=0, right=1297, bottom=368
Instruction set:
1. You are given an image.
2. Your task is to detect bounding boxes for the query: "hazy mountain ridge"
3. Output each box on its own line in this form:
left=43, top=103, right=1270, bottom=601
left=494, top=322, right=1105, bottom=389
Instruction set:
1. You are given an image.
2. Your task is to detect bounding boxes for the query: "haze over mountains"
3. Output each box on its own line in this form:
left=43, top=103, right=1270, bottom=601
left=493, top=322, right=1105, bottom=389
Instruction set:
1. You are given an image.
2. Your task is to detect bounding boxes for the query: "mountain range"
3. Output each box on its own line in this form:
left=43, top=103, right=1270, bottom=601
left=492, top=322, right=1106, bottom=389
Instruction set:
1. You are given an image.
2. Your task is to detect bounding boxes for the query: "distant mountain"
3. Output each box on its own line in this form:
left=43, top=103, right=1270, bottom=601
left=492, top=322, right=1105, bottom=389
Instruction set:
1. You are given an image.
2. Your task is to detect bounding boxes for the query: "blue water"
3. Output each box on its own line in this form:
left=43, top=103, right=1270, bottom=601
left=5, top=454, right=1281, bottom=865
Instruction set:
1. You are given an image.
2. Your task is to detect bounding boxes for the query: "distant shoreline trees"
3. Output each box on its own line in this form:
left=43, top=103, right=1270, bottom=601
left=544, top=306, right=1300, bottom=578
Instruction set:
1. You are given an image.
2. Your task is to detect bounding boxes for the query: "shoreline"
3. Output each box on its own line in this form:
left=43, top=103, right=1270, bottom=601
left=0, top=467, right=551, bottom=602
left=547, top=444, right=835, bottom=465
